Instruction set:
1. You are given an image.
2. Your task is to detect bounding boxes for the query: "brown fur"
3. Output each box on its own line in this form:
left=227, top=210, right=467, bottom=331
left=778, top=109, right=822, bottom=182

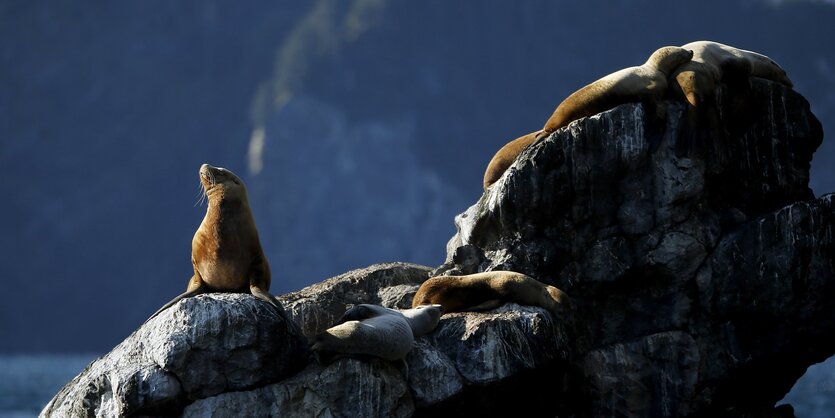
left=482, top=130, right=542, bottom=190
left=412, top=271, right=570, bottom=316
left=145, top=164, right=282, bottom=322
left=543, top=46, right=692, bottom=133
left=482, top=46, right=692, bottom=189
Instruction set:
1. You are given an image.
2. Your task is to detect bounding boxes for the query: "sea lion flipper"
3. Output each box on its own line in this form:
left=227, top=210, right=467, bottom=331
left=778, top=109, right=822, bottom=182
left=334, top=305, right=377, bottom=325
left=249, top=284, right=288, bottom=317
left=144, top=284, right=206, bottom=324
left=467, top=299, right=503, bottom=312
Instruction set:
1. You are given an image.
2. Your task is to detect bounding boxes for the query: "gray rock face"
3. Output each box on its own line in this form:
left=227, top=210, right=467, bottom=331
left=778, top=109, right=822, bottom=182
left=42, top=263, right=577, bottom=417
left=277, top=262, right=431, bottom=340
left=182, top=303, right=574, bottom=418
left=40, top=294, right=309, bottom=417
left=42, top=80, right=833, bottom=417
left=439, top=79, right=833, bottom=416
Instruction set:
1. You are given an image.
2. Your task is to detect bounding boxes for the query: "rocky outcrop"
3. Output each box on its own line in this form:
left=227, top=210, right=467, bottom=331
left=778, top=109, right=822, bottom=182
left=181, top=302, right=574, bottom=418
left=40, top=294, right=309, bottom=417
left=42, top=79, right=833, bottom=417
left=41, top=263, right=577, bottom=417
left=277, top=262, right=432, bottom=340
left=437, top=79, right=833, bottom=416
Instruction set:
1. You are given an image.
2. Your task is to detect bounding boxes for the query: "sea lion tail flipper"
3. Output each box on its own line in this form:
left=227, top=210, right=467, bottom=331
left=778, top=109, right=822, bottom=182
left=250, top=285, right=289, bottom=316
left=144, top=285, right=206, bottom=324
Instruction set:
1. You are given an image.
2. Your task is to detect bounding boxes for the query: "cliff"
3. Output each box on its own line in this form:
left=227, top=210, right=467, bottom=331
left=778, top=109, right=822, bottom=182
left=41, top=79, right=833, bottom=417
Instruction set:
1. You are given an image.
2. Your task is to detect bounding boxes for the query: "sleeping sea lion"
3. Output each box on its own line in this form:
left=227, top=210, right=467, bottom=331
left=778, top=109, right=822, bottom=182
left=311, top=304, right=442, bottom=364
left=412, top=271, right=570, bottom=316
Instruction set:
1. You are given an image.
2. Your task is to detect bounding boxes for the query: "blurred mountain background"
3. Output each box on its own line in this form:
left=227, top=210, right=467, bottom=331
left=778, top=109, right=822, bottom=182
left=2, top=1, right=834, bottom=413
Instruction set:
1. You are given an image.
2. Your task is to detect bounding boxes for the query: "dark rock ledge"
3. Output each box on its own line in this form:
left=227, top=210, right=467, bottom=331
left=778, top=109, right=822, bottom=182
left=42, top=79, right=833, bottom=417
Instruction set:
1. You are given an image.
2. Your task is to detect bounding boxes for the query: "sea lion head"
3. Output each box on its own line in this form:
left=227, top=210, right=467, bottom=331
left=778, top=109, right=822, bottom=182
left=647, top=46, right=694, bottom=75
left=199, top=163, right=248, bottom=203
left=403, top=304, right=443, bottom=336
left=749, top=54, right=794, bottom=88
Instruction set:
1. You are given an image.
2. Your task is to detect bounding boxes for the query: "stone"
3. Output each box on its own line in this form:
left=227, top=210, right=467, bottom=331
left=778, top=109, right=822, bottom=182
left=40, top=294, right=308, bottom=417
left=278, top=262, right=431, bottom=340
left=42, top=79, right=833, bottom=417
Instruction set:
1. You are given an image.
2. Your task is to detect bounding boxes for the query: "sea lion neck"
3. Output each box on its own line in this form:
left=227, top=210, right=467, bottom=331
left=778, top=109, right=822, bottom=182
left=206, top=195, right=247, bottom=218
left=647, top=47, right=693, bottom=75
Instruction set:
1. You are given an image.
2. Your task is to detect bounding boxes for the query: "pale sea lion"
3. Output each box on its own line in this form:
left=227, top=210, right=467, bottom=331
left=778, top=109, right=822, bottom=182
left=145, top=164, right=283, bottom=322
left=671, top=40, right=793, bottom=108
left=482, top=46, right=693, bottom=189
left=311, top=304, right=442, bottom=364
left=412, top=271, right=570, bottom=316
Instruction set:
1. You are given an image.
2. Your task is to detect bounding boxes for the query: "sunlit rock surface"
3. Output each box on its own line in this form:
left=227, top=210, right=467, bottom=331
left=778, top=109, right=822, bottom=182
left=40, top=294, right=309, bottom=417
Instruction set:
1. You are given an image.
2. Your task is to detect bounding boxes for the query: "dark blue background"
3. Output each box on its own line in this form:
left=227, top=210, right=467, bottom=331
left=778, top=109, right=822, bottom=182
left=2, top=1, right=833, bottom=357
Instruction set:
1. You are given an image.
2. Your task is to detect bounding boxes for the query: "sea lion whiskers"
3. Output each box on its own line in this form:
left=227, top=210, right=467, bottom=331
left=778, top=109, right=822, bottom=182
left=194, top=179, right=207, bottom=207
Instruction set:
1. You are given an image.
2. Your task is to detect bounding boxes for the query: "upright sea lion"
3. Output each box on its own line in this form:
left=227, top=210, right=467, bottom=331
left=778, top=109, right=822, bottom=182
left=311, top=304, right=442, bottom=364
left=482, top=46, right=693, bottom=189
left=671, top=40, right=793, bottom=108
left=412, top=271, right=570, bottom=316
left=145, top=164, right=283, bottom=322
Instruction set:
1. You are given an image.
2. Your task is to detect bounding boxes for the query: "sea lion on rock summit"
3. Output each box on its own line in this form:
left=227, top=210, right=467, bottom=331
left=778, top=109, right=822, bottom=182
left=482, top=46, right=693, bottom=189
left=543, top=46, right=693, bottom=133
left=311, top=304, right=442, bottom=364
left=412, top=271, right=570, bottom=316
left=671, top=40, right=793, bottom=109
left=145, top=164, right=283, bottom=322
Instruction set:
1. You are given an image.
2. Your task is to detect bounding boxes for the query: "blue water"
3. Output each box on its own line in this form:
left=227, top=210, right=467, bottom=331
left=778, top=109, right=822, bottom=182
left=0, top=354, right=832, bottom=417
left=0, top=355, right=97, bottom=418
left=779, top=355, right=835, bottom=417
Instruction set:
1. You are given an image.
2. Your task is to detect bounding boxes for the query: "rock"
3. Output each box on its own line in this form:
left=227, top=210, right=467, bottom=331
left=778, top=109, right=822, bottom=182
left=43, top=79, right=833, bottom=417
left=439, top=79, right=833, bottom=416
left=278, top=262, right=432, bottom=340
left=182, top=359, right=414, bottom=418
left=40, top=294, right=309, bottom=417
left=182, top=303, right=576, bottom=418
left=583, top=331, right=701, bottom=417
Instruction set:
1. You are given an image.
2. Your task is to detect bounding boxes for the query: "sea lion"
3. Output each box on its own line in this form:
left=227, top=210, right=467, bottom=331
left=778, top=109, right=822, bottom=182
left=145, top=164, right=283, bottom=322
left=482, top=130, right=542, bottom=190
left=671, top=40, right=793, bottom=108
left=311, top=304, right=442, bottom=364
left=542, top=46, right=693, bottom=134
left=412, top=271, right=570, bottom=316
left=482, top=46, right=693, bottom=189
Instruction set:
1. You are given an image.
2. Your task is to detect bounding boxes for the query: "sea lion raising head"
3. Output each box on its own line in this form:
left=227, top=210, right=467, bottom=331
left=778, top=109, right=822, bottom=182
left=145, top=164, right=283, bottom=322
